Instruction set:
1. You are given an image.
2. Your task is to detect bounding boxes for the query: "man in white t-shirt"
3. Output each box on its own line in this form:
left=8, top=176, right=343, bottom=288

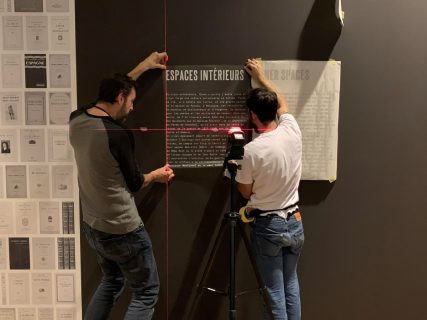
left=236, top=59, right=304, bottom=320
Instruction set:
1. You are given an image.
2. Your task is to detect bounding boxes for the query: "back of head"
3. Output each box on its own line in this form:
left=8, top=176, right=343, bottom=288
left=246, top=88, right=278, bottom=124
left=97, top=73, right=136, bottom=104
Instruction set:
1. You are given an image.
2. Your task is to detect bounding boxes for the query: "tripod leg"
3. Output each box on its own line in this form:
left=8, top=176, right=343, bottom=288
left=238, top=222, right=275, bottom=320
left=187, top=216, right=229, bottom=320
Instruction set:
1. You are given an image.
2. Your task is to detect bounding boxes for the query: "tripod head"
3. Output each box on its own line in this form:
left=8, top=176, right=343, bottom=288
left=224, top=127, right=245, bottom=162
left=223, top=127, right=245, bottom=178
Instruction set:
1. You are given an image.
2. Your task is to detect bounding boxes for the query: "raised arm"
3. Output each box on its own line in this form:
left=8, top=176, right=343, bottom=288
left=128, top=51, right=168, bottom=80
left=244, top=59, right=289, bottom=116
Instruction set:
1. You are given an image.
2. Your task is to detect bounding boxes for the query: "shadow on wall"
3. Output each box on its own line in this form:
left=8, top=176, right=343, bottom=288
left=136, top=183, right=167, bottom=222
left=297, top=0, right=342, bottom=207
left=298, top=0, right=343, bottom=60
left=299, top=180, right=334, bottom=206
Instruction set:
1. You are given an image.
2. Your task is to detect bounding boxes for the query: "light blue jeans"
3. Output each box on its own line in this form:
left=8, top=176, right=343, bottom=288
left=251, top=214, right=304, bottom=320
left=82, top=222, right=159, bottom=320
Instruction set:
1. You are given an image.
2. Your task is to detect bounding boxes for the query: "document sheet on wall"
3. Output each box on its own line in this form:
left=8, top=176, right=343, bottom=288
left=258, top=60, right=341, bottom=181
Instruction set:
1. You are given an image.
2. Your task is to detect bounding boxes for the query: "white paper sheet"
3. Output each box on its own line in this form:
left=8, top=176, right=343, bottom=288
left=49, top=54, right=71, bottom=88
left=2, top=16, right=23, bottom=49
left=50, top=16, right=70, bottom=51
left=29, top=165, right=50, bottom=198
left=0, top=129, right=18, bottom=162
left=1, top=92, right=22, bottom=125
left=39, top=201, right=60, bottom=234
left=51, top=165, right=73, bottom=198
left=49, top=92, right=71, bottom=124
left=20, top=128, right=46, bottom=162
left=256, top=60, right=341, bottom=181
left=56, top=274, right=74, bottom=302
left=15, top=201, right=38, bottom=234
left=32, top=237, right=55, bottom=269
left=25, top=92, right=46, bottom=125
left=31, top=273, right=53, bottom=304
left=1, top=54, right=23, bottom=88
left=9, top=273, right=30, bottom=304
left=26, top=16, right=48, bottom=51
left=5, top=165, right=27, bottom=198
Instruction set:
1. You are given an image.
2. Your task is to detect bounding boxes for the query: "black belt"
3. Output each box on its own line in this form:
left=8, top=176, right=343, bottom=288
left=249, top=203, right=299, bottom=220
left=256, top=210, right=297, bottom=221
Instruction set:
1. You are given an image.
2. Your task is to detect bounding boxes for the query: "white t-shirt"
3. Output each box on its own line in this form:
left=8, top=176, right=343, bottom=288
left=236, top=113, right=302, bottom=212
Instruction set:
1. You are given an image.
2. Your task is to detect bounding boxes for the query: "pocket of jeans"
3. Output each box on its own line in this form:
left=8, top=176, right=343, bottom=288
left=255, top=234, right=282, bottom=257
left=97, top=235, right=132, bottom=261
left=290, top=221, right=304, bottom=252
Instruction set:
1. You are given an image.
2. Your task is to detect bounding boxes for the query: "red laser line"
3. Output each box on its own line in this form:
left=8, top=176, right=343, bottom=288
left=93, top=127, right=254, bottom=132
left=163, top=0, right=169, bottom=316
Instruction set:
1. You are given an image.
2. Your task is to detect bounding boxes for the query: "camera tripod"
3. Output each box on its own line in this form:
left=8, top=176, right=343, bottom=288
left=188, top=161, right=274, bottom=320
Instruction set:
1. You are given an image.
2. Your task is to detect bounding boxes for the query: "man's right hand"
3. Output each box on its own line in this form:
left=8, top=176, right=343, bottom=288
left=244, top=58, right=289, bottom=115
left=244, top=58, right=267, bottom=86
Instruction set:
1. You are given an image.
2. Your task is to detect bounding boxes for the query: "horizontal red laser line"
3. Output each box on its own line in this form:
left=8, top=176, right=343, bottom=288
left=94, top=127, right=254, bottom=132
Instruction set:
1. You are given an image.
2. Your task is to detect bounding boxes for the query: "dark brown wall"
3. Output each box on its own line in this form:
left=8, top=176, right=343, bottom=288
left=76, top=1, right=427, bottom=319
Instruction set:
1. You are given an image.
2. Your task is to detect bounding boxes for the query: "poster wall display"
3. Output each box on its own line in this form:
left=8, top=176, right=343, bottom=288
left=0, top=0, right=81, bottom=317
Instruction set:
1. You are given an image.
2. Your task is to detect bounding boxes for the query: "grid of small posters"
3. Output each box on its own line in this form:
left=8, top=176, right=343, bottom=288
left=0, top=0, right=81, bottom=318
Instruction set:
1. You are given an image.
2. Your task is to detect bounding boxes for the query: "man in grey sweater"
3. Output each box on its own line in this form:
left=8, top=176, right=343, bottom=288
left=69, top=52, right=174, bottom=320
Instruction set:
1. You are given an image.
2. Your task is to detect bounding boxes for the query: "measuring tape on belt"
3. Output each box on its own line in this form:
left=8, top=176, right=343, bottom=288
left=239, top=206, right=255, bottom=223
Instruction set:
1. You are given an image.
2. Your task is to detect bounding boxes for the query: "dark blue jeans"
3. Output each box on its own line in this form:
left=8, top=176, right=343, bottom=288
left=82, top=222, right=159, bottom=320
left=251, top=214, right=304, bottom=320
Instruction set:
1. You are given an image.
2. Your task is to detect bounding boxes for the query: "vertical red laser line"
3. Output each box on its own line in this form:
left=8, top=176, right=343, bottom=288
left=163, top=0, right=169, bottom=317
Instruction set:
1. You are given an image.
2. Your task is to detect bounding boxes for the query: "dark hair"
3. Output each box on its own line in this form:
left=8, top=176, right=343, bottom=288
left=246, top=88, right=278, bottom=124
left=97, top=73, right=136, bottom=104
